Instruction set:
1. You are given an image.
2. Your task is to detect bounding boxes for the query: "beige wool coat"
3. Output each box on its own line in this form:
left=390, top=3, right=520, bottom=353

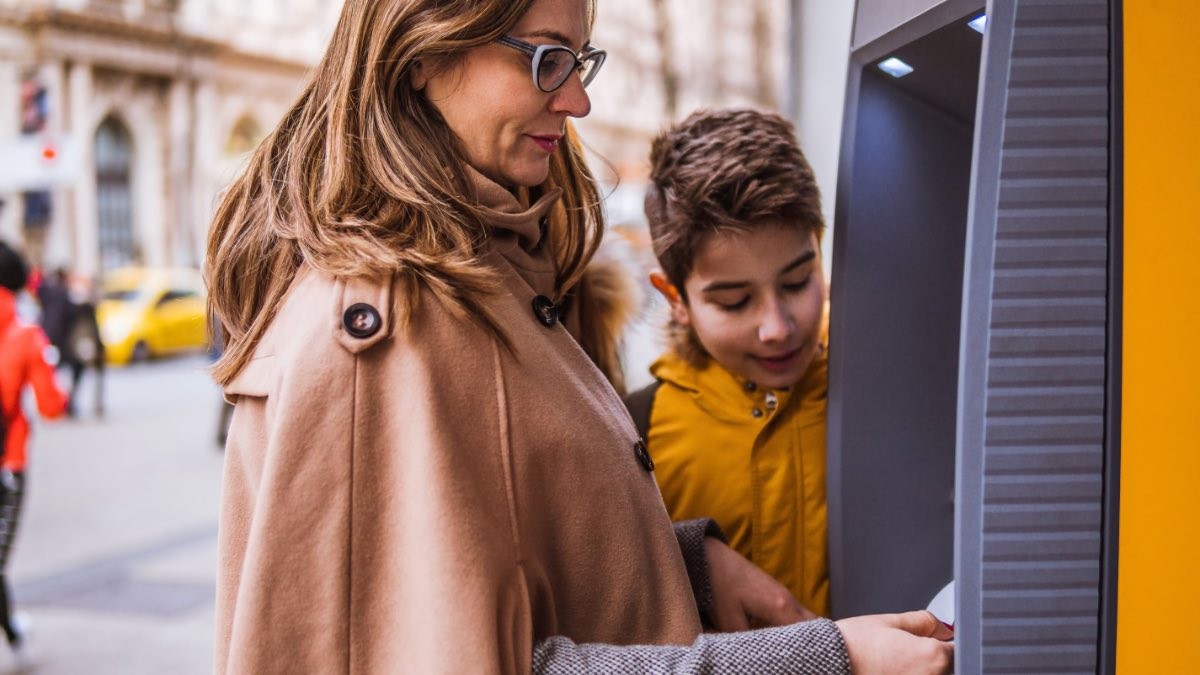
left=215, top=174, right=703, bottom=673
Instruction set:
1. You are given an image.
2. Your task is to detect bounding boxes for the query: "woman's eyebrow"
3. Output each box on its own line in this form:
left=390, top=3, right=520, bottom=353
left=519, top=29, right=586, bottom=49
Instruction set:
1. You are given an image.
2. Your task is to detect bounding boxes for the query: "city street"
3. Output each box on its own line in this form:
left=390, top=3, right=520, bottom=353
left=8, top=354, right=223, bottom=674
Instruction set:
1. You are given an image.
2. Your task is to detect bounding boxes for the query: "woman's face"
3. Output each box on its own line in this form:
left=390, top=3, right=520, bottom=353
left=419, top=0, right=593, bottom=188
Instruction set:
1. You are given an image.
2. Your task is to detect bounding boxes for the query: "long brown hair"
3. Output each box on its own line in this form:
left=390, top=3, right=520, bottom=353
left=206, top=0, right=602, bottom=385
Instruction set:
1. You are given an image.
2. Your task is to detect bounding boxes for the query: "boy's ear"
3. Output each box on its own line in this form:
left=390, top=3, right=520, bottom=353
left=649, top=271, right=690, bottom=327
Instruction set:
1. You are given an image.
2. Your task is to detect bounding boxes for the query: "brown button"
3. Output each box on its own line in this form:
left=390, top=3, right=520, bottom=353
left=744, top=381, right=757, bottom=393
left=343, top=303, right=382, bottom=339
left=531, top=295, right=559, bottom=327
left=751, top=408, right=764, bottom=419
left=634, top=438, right=654, bottom=472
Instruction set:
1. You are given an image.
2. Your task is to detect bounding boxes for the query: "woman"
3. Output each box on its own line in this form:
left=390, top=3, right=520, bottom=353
left=0, top=241, right=68, bottom=666
left=207, top=0, right=953, bottom=672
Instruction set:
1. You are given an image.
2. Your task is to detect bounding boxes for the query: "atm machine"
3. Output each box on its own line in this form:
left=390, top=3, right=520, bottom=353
left=827, top=1, right=1120, bottom=672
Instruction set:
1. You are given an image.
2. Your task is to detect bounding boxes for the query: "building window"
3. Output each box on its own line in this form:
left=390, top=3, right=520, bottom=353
left=95, top=116, right=137, bottom=273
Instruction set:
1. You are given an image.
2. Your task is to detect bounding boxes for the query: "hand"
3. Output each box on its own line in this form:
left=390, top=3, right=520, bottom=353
left=835, top=611, right=953, bottom=675
left=704, top=538, right=817, bottom=631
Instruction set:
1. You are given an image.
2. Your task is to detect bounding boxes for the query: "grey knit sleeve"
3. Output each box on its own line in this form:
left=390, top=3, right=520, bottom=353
left=673, top=518, right=726, bottom=619
left=531, top=619, right=851, bottom=674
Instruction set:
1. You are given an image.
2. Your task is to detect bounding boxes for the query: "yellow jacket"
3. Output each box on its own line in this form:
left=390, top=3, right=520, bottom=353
left=643, top=347, right=830, bottom=617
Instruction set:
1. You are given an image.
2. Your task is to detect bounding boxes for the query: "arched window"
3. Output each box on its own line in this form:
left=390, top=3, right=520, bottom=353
left=225, top=115, right=262, bottom=157
left=95, top=115, right=137, bottom=272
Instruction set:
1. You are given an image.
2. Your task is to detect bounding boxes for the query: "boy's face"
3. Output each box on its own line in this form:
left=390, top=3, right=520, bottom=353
left=664, top=224, right=826, bottom=389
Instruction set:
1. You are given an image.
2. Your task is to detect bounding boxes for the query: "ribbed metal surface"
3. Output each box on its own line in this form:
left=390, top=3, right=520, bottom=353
left=978, top=0, right=1109, bottom=671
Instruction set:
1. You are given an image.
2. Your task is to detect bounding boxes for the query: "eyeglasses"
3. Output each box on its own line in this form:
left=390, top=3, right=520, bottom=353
left=496, top=36, right=607, bottom=93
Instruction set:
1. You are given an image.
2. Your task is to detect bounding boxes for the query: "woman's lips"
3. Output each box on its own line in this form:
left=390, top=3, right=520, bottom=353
left=528, top=135, right=561, bottom=153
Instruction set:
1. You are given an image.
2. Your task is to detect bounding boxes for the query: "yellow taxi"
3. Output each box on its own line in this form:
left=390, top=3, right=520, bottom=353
left=97, top=267, right=208, bottom=365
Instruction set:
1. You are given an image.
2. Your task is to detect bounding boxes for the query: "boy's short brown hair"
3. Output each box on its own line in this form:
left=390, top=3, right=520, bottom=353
left=645, top=108, right=824, bottom=294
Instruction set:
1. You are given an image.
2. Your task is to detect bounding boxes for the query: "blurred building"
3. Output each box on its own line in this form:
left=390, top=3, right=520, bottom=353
left=0, top=0, right=337, bottom=277
left=0, top=0, right=845, bottom=278
left=577, top=0, right=793, bottom=226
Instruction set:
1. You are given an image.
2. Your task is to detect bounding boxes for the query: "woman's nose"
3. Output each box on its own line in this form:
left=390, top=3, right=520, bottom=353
left=550, top=72, right=592, bottom=118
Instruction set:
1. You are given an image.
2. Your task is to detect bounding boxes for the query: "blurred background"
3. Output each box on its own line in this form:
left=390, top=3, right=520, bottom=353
left=0, top=0, right=853, bottom=671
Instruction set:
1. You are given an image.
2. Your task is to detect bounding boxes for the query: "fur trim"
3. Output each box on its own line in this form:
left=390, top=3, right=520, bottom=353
left=572, top=235, right=645, bottom=396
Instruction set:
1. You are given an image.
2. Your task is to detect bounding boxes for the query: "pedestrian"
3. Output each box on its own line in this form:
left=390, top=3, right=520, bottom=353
left=36, top=268, right=105, bottom=418
left=0, top=241, right=69, bottom=665
left=35, top=269, right=71, bottom=360
left=65, top=291, right=105, bottom=417
left=626, top=108, right=833, bottom=620
left=206, top=1, right=953, bottom=673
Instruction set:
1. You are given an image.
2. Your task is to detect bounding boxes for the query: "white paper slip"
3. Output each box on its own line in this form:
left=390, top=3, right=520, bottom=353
left=926, top=579, right=955, bottom=628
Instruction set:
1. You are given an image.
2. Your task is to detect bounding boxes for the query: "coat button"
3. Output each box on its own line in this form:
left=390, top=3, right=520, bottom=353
left=343, top=303, right=382, bottom=339
left=765, top=391, right=778, bottom=411
left=634, top=438, right=655, bottom=472
left=531, top=295, right=559, bottom=327
left=744, top=381, right=757, bottom=393
left=751, top=407, right=764, bottom=419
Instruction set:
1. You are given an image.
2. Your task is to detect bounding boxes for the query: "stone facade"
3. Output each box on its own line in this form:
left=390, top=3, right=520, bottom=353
left=580, top=0, right=789, bottom=175
left=0, top=0, right=332, bottom=277
left=577, top=0, right=792, bottom=225
left=0, top=0, right=820, bottom=276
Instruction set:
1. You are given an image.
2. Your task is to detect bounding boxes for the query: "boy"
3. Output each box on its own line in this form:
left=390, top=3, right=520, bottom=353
left=627, top=109, right=830, bottom=618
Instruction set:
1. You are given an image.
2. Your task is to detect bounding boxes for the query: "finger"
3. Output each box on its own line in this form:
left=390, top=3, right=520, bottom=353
left=714, top=605, right=751, bottom=632
left=798, top=605, right=819, bottom=622
left=752, top=595, right=810, bottom=627
left=890, top=610, right=947, bottom=638
left=938, top=640, right=955, bottom=674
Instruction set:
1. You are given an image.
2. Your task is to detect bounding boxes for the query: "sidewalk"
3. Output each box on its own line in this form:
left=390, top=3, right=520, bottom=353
left=7, top=356, right=223, bottom=674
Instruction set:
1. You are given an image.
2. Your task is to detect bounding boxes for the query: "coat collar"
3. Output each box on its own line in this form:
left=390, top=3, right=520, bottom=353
left=467, top=167, right=564, bottom=299
left=467, top=166, right=563, bottom=250
left=650, top=347, right=827, bottom=426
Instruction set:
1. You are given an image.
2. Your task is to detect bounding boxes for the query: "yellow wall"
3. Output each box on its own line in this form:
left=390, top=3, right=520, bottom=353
left=1119, top=0, right=1200, bottom=669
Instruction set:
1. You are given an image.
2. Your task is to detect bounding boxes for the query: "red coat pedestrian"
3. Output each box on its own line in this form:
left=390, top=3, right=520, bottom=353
left=0, top=269, right=68, bottom=471
left=0, top=241, right=67, bottom=659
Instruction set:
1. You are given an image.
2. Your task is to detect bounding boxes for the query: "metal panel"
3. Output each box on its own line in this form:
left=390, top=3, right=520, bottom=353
left=957, top=0, right=1110, bottom=671
left=827, top=28, right=978, bottom=620
left=853, top=0, right=955, bottom=50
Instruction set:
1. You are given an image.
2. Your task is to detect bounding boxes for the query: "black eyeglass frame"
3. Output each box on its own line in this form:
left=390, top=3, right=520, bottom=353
left=496, top=35, right=607, bottom=93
